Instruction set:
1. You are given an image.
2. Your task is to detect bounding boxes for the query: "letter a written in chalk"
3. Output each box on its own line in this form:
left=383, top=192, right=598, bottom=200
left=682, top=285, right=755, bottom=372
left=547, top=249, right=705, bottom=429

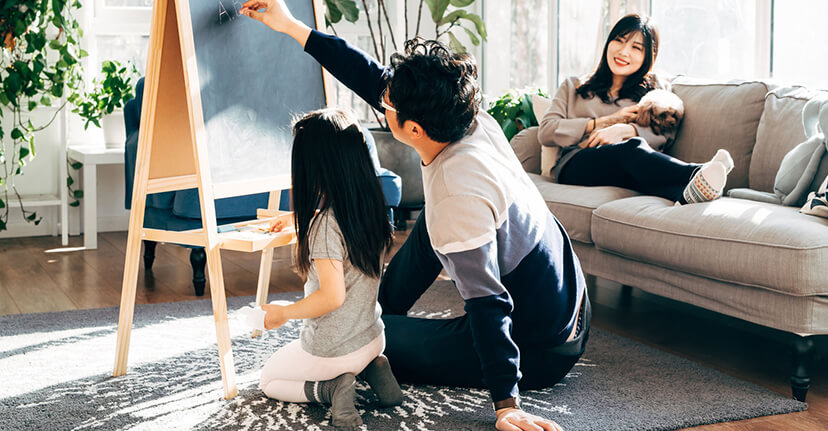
left=219, top=1, right=232, bottom=24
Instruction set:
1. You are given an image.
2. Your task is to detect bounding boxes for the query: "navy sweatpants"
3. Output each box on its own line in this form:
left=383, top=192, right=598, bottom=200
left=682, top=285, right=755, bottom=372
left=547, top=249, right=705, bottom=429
left=378, top=212, right=590, bottom=392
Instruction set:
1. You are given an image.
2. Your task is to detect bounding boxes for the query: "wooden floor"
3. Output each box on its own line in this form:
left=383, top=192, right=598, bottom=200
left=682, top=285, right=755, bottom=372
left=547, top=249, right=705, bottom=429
left=0, top=230, right=825, bottom=430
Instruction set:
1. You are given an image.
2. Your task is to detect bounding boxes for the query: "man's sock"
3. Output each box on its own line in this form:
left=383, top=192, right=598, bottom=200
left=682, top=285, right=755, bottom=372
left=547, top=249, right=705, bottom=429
left=304, top=373, right=362, bottom=429
left=359, top=355, right=403, bottom=407
left=681, top=149, right=733, bottom=204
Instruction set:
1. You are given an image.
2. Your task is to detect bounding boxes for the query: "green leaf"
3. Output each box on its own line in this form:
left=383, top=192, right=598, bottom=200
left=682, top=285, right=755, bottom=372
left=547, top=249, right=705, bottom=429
left=325, top=0, right=343, bottom=24
left=447, top=32, right=465, bottom=53
left=69, top=201, right=80, bottom=207
left=0, top=92, right=9, bottom=105
left=460, top=13, right=487, bottom=40
left=49, top=39, right=63, bottom=49
left=450, top=0, right=475, bottom=6
left=425, top=0, right=451, bottom=22
left=0, top=218, right=6, bottom=231
left=515, top=113, right=533, bottom=130
left=438, top=9, right=466, bottom=26
left=462, top=26, right=480, bottom=46
left=0, top=198, right=4, bottom=209
left=26, top=212, right=38, bottom=221
left=71, top=161, right=83, bottom=169
left=11, top=128, right=24, bottom=140
left=334, top=0, right=359, bottom=22
left=28, top=100, right=38, bottom=111
left=40, top=95, right=52, bottom=106
left=20, top=146, right=31, bottom=160
left=79, top=48, right=89, bottom=58
left=73, top=190, right=84, bottom=199
left=67, top=176, right=74, bottom=187
left=501, top=119, right=519, bottom=141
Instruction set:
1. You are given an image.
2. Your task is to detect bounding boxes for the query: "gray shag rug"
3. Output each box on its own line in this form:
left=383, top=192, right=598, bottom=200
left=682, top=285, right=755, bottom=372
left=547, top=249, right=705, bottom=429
left=0, top=281, right=806, bottom=430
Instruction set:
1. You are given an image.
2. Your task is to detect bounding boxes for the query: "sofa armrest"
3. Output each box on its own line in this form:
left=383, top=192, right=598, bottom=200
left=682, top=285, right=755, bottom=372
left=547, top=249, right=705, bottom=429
left=509, top=126, right=541, bottom=174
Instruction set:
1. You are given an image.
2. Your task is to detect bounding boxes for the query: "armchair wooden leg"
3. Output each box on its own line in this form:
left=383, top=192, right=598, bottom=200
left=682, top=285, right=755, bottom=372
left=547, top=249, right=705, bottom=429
left=791, top=335, right=815, bottom=402
left=143, top=240, right=157, bottom=270
left=190, top=247, right=207, bottom=296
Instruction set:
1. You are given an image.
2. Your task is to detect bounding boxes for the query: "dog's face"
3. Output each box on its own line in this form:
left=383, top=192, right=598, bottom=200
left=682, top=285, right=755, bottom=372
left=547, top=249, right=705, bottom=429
left=636, top=89, right=684, bottom=135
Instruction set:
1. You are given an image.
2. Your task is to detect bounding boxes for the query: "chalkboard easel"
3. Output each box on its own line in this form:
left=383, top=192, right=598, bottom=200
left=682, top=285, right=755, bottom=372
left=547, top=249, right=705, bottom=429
left=112, top=0, right=330, bottom=400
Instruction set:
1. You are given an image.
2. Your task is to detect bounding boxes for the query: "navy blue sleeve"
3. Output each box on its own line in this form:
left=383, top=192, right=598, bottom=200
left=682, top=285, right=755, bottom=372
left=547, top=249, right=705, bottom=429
left=304, top=29, right=391, bottom=112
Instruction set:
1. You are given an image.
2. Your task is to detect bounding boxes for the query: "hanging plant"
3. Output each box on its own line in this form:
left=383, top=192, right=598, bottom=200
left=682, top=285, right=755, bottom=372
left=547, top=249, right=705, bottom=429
left=0, top=0, right=86, bottom=231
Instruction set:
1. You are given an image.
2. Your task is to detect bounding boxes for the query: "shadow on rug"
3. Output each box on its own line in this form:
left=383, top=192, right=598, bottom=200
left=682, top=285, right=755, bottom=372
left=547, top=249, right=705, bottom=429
left=0, top=281, right=805, bottom=430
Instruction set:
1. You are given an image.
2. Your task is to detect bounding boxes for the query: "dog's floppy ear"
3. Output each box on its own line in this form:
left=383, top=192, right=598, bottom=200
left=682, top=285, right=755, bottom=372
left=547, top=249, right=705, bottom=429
left=636, top=99, right=654, bottom=127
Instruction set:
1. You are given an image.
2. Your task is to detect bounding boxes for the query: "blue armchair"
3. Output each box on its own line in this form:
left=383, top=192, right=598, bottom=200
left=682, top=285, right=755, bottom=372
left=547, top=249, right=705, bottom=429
left=124, top=77, right=402, bottom=295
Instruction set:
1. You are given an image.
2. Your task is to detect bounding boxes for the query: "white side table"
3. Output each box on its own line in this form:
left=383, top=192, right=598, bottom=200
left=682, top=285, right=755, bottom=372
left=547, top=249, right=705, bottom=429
left=67, top=145, right=125, bottom=249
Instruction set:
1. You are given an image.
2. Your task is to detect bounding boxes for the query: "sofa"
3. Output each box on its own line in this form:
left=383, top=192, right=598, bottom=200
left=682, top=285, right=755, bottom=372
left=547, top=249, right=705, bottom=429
left=124, top=78, right=403, bottom=296
left=510, top=77, right=828, bottom=402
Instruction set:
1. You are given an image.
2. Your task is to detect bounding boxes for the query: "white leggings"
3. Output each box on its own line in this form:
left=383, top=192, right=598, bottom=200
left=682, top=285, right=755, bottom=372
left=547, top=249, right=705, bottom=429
left=259, top=334, right=385, bottom=402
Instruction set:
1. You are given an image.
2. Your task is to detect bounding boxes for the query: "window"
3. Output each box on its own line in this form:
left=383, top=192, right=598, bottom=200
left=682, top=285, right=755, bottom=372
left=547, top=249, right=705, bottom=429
left=651, top=0, right=770, bottom=80
left=772, top=0, right=828, bottom=89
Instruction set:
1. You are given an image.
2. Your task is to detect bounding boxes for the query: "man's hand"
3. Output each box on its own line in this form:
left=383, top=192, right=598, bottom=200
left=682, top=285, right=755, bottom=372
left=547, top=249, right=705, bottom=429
left=496, top=408, right=563, bottom=431
left=239, top=0, right=311, bottom=46
left=583, top=123, right=637, bottom=148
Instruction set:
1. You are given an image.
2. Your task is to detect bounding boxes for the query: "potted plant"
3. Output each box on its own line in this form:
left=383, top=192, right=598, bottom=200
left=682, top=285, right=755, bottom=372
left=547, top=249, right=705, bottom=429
left=324, top=0, right=487, bottom=217
left=0, top=0, right=86, bottom=231
left=72, top=59, right=139, bottom=148
left=487, top=88, right=549, bottom=141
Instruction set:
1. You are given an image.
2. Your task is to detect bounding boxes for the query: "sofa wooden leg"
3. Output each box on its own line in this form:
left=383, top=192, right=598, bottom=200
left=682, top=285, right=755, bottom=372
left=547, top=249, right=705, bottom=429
left=791, top=335, right=815, bottom=402
left=143, top=240, right=157, bottom=270
left=190, top=248, right=207, bottom=296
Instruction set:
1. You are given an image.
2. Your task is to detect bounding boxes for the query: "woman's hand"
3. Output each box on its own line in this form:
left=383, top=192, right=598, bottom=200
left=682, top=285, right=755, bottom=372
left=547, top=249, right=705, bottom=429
left=239, top=0, right=311, bottom=46
left=262, top=303, right=289, bottom=330
left=584, top=123, right=637, bottom=148
left=595, top=105, right=640, bottom=130
left=496, top=408, right=563, bottom=431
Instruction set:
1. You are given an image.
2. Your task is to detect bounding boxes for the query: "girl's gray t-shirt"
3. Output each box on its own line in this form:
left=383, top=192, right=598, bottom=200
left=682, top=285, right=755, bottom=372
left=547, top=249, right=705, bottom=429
left=299, top=210, right=384, bottom=358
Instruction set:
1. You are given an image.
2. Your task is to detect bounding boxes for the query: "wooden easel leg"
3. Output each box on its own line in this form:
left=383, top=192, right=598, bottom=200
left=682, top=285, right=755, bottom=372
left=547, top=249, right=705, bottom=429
left=205, top=245, right=238, bottom=399
left=113, top=228, right=144, bottom=376
left=252, top=249, right=274, bottom=338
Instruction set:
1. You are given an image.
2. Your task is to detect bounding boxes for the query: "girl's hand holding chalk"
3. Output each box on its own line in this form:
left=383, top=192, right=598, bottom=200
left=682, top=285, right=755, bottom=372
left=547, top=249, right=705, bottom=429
left=262, top=303, right=289, bottom=330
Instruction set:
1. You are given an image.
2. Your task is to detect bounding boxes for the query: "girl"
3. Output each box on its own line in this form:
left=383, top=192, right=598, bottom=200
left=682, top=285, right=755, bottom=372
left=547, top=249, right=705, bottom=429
left=538, top=13, right=734, bottom=204
left=240, top=109, right=402, bottom=429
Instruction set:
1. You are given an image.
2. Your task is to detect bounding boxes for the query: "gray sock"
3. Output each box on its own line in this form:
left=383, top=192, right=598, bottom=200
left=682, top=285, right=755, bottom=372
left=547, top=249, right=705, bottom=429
left=359, top=355, right=403, bottom=407
left=304, top=373, right=362, bottom=429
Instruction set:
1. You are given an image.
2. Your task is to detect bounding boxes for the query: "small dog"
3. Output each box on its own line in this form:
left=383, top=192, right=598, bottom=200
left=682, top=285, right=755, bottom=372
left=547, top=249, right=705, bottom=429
left=635, top=89, right=685, bottom=136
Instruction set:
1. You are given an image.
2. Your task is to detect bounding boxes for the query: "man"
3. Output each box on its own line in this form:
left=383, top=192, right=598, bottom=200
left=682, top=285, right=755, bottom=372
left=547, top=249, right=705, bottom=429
left=241, top=2, right=590, bottom=430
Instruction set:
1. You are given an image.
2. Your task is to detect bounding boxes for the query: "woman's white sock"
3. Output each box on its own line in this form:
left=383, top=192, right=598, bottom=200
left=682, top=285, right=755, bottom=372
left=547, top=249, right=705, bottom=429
left=237, top=306, right=267, bottom=331
left=682, top=149, right=732, bottom=204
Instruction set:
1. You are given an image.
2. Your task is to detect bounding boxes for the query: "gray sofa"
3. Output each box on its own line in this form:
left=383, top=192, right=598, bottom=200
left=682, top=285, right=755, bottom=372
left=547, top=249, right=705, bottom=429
left=510, top=78, right=828, bottom=402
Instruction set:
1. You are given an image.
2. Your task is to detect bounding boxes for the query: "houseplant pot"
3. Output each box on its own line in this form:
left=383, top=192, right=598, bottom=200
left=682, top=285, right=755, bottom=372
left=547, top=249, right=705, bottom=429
left=101, top=110, right=126, bottom=148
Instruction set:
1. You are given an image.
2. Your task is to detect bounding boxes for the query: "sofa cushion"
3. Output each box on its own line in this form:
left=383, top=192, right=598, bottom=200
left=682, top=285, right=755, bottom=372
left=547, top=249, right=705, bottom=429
left=591, top=196, right=828, bottom=296
left=529, top=173, right=639, bottom=244
left=751, top=86, right=828, bottom=192
left=510, top=127, right=541, bottom=174
left=669, top=78, right=771, bottom=191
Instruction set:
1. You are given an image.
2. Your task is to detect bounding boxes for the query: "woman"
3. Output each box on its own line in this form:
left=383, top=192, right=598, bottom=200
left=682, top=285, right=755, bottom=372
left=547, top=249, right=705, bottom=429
left=538, top=13, right=733, bottom=204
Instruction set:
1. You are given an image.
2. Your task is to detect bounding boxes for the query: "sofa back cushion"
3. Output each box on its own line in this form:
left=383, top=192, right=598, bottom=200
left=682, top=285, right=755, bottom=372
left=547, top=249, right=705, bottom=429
left=750, top=86, right=828, bottom=192
left=668, top=78, right=771, bottom=190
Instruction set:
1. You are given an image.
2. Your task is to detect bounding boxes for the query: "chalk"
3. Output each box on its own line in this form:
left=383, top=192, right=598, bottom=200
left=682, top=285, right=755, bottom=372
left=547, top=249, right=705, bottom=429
left=217, top=224, right=237, bottom=233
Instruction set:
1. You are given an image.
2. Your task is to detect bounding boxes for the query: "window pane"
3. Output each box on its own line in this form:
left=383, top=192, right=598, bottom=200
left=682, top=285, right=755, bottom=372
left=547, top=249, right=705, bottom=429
left=772, top=0, right=828, bottom=89
left=652, top=0, right=765, bottom=79
left=557, top=0, right=605, bottom=86
left=96, top=35, right=150, bottom=76
left=103, top=0, right=152, bottom=7
left=509, top=0, right=549, bottom=89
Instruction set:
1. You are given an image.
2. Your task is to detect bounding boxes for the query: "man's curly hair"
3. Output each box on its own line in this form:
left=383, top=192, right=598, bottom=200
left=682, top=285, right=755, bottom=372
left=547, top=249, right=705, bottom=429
left=387, top=39, right=480, bottom=143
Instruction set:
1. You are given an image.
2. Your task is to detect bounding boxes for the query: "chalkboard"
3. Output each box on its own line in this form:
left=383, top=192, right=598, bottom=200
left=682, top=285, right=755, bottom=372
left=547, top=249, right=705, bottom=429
left=187, top=0, right=326, bottom=186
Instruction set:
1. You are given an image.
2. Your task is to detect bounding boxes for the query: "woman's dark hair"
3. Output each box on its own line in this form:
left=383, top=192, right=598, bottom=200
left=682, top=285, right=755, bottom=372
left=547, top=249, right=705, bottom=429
left=387, top=38, right=480, bottom=143
left=576, top=14, right=660, bottom=103
left=291, top=109, right=393, bottom=278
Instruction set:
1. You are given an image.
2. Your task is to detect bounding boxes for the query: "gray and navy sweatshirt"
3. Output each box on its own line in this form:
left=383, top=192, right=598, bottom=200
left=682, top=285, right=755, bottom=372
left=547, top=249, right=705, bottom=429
left=304, top=30, right=586, bottom=402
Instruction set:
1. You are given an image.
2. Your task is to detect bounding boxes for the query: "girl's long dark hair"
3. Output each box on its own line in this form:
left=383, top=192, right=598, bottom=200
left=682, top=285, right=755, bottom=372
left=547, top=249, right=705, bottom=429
left=291, top=109, right=393, bottom=278
left=576, top=13, right=660, bottom=103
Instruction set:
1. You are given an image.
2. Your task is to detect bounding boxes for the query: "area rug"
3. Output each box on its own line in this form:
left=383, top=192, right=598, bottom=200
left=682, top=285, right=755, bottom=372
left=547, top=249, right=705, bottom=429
left=0, top=281, right=806, bottom=430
